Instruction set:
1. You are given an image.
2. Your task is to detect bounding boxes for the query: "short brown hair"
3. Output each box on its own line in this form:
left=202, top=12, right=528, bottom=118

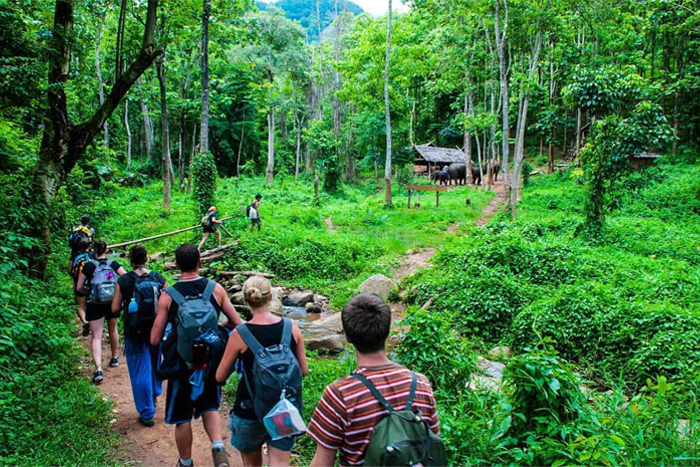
left=342, top=294, right=391, bottom=354
left=129, top=244, right=148, bottom=267
left=175, top=244, right=200, bottom=273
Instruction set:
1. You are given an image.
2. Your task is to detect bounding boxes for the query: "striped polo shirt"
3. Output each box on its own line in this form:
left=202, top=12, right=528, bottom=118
left=307, top=363, right=440, bottom=466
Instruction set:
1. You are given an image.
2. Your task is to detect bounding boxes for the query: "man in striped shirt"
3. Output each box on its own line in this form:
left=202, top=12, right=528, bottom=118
left=307, top=294, right=440, bottom=466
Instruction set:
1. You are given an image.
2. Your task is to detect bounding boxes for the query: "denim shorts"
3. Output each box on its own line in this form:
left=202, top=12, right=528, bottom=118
left=229, top=413, right=295, bottom=453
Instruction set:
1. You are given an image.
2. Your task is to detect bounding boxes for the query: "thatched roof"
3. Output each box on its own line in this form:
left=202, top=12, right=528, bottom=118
left=414, top=144, right=466, bottom=164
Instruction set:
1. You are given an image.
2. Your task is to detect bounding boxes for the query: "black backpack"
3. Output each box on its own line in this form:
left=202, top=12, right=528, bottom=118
left=125, top=271, right=162, bottom=337
left=68, top=225, right=92, bottom=249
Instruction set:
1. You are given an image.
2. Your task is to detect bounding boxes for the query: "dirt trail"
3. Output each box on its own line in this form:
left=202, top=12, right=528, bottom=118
left=392, top=179, right=506, bottom=282
left=82, top=337, right=243, bottom=467
left=93, top=181, right=507, bottom=466
left=324, top=216, right=337, bottom=233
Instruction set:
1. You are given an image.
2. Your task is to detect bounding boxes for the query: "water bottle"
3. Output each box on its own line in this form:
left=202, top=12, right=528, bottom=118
left=127, top=297, right=138, bottom=327
left=163, top=322, right=172, bottom=342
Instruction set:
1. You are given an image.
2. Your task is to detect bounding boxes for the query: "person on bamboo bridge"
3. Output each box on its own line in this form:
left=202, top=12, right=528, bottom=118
left=198, top=206, right=223, bottom=251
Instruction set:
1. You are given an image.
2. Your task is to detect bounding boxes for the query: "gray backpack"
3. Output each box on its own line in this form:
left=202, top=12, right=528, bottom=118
left=90, top=259, right=118, bottom=304
left=237, top=318, right=303, bottom=420
left=164, top=280, right=219, bottom=367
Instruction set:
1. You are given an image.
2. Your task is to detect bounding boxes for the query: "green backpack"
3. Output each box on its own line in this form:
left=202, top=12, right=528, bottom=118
left=352, top=372, right=447, bottom=467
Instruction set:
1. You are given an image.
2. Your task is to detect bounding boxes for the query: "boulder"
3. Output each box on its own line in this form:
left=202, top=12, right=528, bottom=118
left=283, top=292, right=315, bottom=307
left=234, top=305, right=253, bottom=321
left=478, top=357, right=505, bottom=380
left=270, top=298, right=283, bottom=316
left=163, top=261, right=177, bottom=272
left=227, top=284, right=242, bottom=294
left=305, top=302, right=323, bottom=314
left=150, top=252, right=166, bottom=261
left=313, top=294, right=330, bottom=304
left=488, top=346, right=512, bottom=359
left=230, top=291, right=245, bottom=305
left=304, top=332, right=346, bottom=354
left=358, top=274, right=398, bottom=300
left=314, top=313, right=343, bottom=333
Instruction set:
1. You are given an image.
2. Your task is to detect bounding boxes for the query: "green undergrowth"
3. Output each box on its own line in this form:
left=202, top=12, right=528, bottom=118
left=97, top=175, right=492, bottom=307
left=397, top=162, right=700, bottom=464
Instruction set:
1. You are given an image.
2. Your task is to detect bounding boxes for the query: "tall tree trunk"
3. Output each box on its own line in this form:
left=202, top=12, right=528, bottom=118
left=157, top=55, right=173, bottom=210
left=237, top=121, right=245, bottom=182
left=494, top=0, right=510, bottom=199
left=383, top=0, right=393, bottom=205
left=200, top=0, right=211, bottom=155
left=345, top=108, right=356, bottom=181
left=96, top=12, right=109, bottom=154
left=575, top=106, right=581, bottom=157
left=138, top=77, right=155, bottom=162
left=295, top=116, right=302, bottom=180
left=464, top=90, right=473, bottom=185
left=266, top=107, right=275, bottom=184
left=178, top=117, right=185, bottom=190
left=124, top=100, right=132, bottom=168
left=33, top=0, right=160, bottom=274
left=510, top=32, right=542, bottom=218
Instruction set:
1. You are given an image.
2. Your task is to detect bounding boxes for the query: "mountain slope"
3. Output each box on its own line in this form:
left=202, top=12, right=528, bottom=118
left=257, top=0, right=364, bottom=41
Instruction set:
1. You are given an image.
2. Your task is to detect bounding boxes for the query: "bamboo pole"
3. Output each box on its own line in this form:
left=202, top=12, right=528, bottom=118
left=108, top=216, right=234, bottom=250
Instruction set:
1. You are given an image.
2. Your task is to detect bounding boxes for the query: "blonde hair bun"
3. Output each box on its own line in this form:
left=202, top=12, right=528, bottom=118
left=243, top=275, right=272, bottom=308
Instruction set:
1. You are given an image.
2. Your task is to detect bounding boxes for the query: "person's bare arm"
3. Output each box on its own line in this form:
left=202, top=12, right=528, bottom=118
left=111, top=283, right=122, bottom=314
left=76, top=272, right=87, bottom=294
left=116, top=266, right=127, bottom=276
left=150, top=292, right=171, bottom=346
left=216, top=329, right=245, bottom=384
left=216, top=284, right=242, bottom=329
left=309, top=445, right=337, bottom=467
left=293, top=322, right=309, bottom=376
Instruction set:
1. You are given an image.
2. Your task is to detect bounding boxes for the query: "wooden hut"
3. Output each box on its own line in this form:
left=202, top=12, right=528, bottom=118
left=413, top=143, right=466, bottom=177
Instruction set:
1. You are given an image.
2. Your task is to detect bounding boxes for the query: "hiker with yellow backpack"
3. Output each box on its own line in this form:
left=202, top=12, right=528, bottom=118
left=68, top=215, right=95, bottom=336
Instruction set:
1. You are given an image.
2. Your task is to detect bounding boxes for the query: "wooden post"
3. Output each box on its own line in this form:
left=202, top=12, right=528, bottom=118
left=407, top=189, right=412, bottom=209
left=436, top=191, right=440, bottom=207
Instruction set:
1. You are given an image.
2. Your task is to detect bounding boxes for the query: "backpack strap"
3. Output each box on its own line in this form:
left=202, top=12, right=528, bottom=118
left=236, top=324, right=265, bottom=356
left=280, top=318, right=293, bottom=350
left=351, top=373, right=395, bottom=414
left=202, top=279, right=216, bottom=303
left=164, top=286, right=187, bottom=307
left=405, top=372, right=418, bottom=411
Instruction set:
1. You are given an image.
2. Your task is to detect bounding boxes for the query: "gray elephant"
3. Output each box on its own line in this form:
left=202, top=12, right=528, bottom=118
left=471, top=165, right=482, bottom=186
left=486, top=162, right=501, bottom=181
left=448, top=163, right=467, bottom=185
left=430, top=171, right=449, bottom=185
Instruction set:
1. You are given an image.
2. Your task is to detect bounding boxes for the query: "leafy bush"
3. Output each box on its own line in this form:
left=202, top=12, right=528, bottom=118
left=396, top=308, right=478, bottom=390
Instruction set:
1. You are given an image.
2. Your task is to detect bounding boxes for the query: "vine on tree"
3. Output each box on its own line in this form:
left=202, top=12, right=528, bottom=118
left=191, top=152, right=218, bottom=217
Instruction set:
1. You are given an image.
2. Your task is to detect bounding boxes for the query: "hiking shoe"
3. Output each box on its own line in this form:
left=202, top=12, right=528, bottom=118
left=176, top=461, right=194, bottom=467
left=81, top=322, right=90, bottom=337
left=212, top=450, right=229, bottom=467
left=92, top=370, right=104, bottom=385
left=109, top=357, right=119, bottom=368
left=138, top=416, right=154, bottom=427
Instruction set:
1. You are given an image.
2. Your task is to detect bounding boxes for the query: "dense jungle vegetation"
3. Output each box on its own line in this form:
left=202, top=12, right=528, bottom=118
left=1, top=0, right=700, bottom=465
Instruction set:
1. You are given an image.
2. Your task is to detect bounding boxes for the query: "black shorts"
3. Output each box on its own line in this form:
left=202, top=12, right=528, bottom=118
left=164, top=373, right=221, bottom=425
left=250, top=218, right=262, bottom=226
left=86, top=302, right=120, bottom=322
left=203, top=225, right=218, bottom=234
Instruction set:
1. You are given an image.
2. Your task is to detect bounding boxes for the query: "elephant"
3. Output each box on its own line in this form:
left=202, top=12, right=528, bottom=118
left=448, top=163, right=467, bottom=185
left=486, top=162, right=501, bottom=181
left=470, top=165, right=482, bottom=186
left=430, top=171, right=450, bottom=185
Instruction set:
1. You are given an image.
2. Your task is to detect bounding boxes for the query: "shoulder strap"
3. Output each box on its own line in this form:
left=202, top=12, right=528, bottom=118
left=281, top=318, right=293, bottom=348
left=351, top=373, right=395, bottom=413
left=236, top=324, right=265, bottom=355
left=164, top=286, right=187, bottom=307
left=202, top=279, right=216, bottom=302
left=405, top=372, right=417, bottom=411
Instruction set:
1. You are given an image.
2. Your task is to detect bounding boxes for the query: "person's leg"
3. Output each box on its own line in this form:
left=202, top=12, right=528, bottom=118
left=125, top=338, right=155, bottom=420
left=240, top=450, right=263, bottom=467
left=249, top=221, right=253, bottom=233
left=216, top=230, right=222, bottom=246
left=175, top=422, right=193, bottom=460
left=268, top=447, right=292, bottom=467
left=150, top=343, right=163, bottom=399
left=202, top=410, right=223, bottom=445
left=90, top=317, right=104, bottom=370
left=198, top=232, right=209, bottom=250
left=107, top=317, right=119, bottom=360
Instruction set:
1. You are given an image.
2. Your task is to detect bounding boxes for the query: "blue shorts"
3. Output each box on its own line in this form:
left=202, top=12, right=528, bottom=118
left=229, top=414, right=295, bottom=453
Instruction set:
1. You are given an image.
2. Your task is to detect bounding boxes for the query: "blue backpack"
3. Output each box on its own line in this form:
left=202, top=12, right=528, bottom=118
left=237, top=318, right=303, bottom=420
left=126, top=271, right=162, bottom=335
